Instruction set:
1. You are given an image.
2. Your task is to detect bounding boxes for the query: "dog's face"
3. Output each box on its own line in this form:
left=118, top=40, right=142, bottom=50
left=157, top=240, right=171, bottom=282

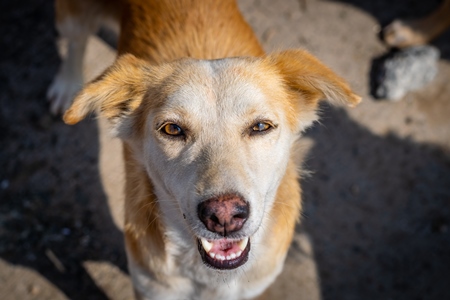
left=140, top=58, right=299, bottom=270
left=64, top=50, right=360, bottom=271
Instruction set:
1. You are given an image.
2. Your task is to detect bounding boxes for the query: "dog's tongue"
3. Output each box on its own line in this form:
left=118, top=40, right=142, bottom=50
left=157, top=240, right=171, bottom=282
left=212, top=239, right=239, bottom=253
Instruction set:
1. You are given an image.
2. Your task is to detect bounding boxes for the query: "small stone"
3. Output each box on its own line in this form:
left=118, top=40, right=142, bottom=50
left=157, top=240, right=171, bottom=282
left=29, top=284, right=40, bottom=295
left=372, top=46, right=440, bottom=100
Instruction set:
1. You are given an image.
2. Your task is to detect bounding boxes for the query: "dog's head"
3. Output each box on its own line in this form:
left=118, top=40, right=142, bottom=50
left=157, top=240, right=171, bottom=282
left=64, top=50, right=360, bottom=271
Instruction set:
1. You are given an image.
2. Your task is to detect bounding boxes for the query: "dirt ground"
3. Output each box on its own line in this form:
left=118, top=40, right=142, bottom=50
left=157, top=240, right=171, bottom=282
left=1, top=0, right=450, bottom=299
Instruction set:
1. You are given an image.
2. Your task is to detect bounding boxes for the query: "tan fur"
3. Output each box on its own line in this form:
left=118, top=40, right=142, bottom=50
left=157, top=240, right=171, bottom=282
left=58, top=0, right=360, bottom=299
left=384, top=0, right=450, bottom=48
left=118, top=0, right=264, bottom=61
left=122, top=143, right=166, bottom=274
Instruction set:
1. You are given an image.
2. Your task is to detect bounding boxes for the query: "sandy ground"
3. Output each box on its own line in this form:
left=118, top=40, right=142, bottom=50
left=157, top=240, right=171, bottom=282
left=1, top=0, right=450, bottom=299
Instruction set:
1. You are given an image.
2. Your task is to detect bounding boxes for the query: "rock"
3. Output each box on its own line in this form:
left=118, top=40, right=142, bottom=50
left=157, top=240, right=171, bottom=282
left=372, top=46, right=440, bottom=100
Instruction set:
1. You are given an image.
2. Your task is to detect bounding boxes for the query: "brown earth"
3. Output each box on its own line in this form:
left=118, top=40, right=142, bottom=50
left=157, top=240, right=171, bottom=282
left=1, top=0, right=449, bottom=299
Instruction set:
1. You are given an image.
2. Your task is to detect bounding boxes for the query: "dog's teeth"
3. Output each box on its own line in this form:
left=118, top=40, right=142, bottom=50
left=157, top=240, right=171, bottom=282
left=237, top=237, right=249, bottom=251
left=202, top=238, right=248, bottom=261
left=200, top=238, right=213, bottom=252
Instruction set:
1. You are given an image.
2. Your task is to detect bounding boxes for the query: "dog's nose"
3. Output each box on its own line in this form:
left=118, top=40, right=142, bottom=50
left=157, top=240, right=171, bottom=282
left=197, top=194, right=249, bottom=236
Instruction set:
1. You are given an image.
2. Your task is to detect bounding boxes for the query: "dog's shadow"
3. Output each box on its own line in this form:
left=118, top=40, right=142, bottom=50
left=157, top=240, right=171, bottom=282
left=291, top=104, right=450, bottom=300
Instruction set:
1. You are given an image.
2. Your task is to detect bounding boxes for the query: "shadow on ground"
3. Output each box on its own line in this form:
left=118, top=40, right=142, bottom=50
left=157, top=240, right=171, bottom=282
left=299, top=104, right=450, bottom=300
left=0, top=1, right=127, bottom=299
left=330, top=0, right=450, bottom=59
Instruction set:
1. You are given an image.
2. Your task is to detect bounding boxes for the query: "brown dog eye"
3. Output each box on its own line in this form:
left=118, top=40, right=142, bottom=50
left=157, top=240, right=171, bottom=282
left=162, top=123, right=184, bottom=136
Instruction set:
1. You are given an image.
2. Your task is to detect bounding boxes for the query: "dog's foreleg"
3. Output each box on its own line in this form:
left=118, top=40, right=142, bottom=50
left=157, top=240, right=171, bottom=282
left=47, top=0, right=99, bottom=115
left=383, top=0, right=450, bottom=48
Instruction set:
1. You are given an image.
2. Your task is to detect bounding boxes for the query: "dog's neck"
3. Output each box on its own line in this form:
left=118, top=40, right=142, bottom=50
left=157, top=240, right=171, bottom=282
left=118, top=0, right=264, bottom=63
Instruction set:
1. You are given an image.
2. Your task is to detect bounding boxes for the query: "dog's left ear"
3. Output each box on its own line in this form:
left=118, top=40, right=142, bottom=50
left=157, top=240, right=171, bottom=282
left=266, top=49, right=361, bottom=130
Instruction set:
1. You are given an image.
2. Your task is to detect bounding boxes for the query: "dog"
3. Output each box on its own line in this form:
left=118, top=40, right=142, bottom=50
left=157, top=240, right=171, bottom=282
left=383, top=0, right=450, bottom=48
left=50, top=0, right=361, bottom=299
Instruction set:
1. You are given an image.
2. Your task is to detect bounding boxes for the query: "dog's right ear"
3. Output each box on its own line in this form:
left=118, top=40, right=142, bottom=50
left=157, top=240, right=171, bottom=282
left=63, top=54, right=171, bottom=136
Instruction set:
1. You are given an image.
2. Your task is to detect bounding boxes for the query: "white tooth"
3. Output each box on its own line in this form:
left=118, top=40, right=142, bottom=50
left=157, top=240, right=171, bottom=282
left=219, top=255, right=225, bottom=261
left=226, top=255, right=231, bottom=260
left=237, top=251, right=242, bottom=257
left=209, top=252, right=216, bottom=259
left=238, top=237, right=249, bottom=251
left=230, top=253, right=236, bottom=259
left=201, top=238, right=213, bottom=252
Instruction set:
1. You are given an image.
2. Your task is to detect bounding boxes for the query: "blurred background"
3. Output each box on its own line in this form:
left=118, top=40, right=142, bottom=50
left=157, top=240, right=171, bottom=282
left=0, top=0, right=449, bottom=299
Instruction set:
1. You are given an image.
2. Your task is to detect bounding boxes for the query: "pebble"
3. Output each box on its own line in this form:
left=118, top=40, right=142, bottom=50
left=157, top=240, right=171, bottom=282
left=28, top=284, right=41, bottom=296
left=372, top=46, right=440, bottom=100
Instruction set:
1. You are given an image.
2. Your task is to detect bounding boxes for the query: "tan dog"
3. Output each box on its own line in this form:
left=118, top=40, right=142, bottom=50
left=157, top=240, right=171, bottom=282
left=383, top=0, right=450, bottom=48
left=52, top=0, right=360, bottom=299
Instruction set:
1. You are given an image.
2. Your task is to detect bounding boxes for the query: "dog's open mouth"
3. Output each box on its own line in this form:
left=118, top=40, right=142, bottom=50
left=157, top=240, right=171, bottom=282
left=197, top=237, right=250, bottom=270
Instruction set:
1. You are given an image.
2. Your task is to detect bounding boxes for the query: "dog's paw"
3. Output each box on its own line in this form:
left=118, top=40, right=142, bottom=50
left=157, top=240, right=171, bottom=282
left=47, top=71, right=83, bottom=115
left=383, top=20, right=427, bottom=48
